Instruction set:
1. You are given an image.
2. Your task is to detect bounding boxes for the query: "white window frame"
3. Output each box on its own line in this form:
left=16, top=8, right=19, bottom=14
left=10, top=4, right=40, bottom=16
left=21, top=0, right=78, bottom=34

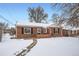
left=72, top=31, right=74, bottom=34
left=24, top=27, right=31, bottom=34
left=54, top=28, right=59, bottom=34
left=43, top=28, right=47, bottom=33
left=37, top=28, right=41, bottom=34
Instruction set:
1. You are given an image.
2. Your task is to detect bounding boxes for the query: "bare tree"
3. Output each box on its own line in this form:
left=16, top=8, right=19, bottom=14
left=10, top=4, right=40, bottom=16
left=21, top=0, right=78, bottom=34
left=51, top=13, right=65, bottom=26
left=0, top=22, right=8, bottom=42
left=51, top=3, right=79, bottom=27
left=51, top=13, right=59, bottom=24
left=27, top=6, right=48, bottom=23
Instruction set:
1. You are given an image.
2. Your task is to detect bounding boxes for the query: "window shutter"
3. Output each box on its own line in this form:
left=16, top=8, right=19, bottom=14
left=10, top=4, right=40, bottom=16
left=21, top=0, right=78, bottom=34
left=54, top=28, right=55, bottom=33
left=22, top=27, right=24, bottom=34
left=58, top=28, right=60, bottom=33
left=31, top=28, right=33, bottom=34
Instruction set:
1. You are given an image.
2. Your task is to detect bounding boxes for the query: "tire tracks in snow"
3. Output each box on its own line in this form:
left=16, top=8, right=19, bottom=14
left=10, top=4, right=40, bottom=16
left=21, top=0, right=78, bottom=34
left=14, top=39, right=37, bottom=56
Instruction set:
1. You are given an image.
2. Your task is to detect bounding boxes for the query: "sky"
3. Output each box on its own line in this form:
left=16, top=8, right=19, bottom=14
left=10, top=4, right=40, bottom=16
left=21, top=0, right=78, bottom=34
left=0, top=3, right=61, bottom=26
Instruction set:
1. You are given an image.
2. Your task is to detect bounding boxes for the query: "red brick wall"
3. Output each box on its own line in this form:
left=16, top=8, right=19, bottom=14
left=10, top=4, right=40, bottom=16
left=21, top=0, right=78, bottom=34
left=77, top=30, right=79, bottom=36
left=16, top=26, right=77, bottom=39
left=49, top=27, right=63, bottom=37
left=16, top=26, right=51, bottom=39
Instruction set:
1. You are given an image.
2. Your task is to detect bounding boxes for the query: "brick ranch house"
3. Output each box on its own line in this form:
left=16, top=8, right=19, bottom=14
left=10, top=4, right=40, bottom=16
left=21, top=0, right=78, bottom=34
left=15, top=22, right=79, bottom=39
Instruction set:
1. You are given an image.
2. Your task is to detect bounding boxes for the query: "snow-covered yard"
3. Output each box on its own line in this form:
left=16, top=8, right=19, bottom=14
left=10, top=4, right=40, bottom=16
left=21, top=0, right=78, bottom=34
left=0, top=34, right=79, bottom=56
left=27, top=37, right=79, bottom=56
left=0, top=34, right=32, bottom=56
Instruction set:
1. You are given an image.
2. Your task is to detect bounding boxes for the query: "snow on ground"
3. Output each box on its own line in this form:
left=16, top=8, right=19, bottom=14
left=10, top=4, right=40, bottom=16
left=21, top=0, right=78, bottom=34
left=0, top=34, right=32, bottom=56
left=27, top=37, right=79, bottom=56
left=0, top=34, right=79, bottom=56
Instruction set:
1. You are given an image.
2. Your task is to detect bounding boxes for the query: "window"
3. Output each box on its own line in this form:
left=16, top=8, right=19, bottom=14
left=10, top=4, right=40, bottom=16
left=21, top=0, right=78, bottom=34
left=43, top=28, right=47, bottom=33
left=54, top=28, right=60, bottom=34
left=72, top=31, right=74, bottom=34
left=58, top=28, right=60, bottom=33
left=37, top=28, right=41, bottom=34
left=24, top=27, right=31, bottom=34
left=55, top=28, right=58, bottom=33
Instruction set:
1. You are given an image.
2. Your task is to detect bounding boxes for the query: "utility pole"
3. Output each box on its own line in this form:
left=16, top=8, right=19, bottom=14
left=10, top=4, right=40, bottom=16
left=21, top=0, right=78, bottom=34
left=0, top=23, right=5, bottom=42
left=0, top=26, right=2, bottom=42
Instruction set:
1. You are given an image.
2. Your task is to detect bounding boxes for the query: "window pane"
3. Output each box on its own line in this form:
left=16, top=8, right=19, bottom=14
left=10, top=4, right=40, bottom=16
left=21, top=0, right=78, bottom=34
left=53, top=28, right=60, bottom=34
left=43, top=28, right=47, bottom=33
left=24, top=27, right=31, bottom=34
left=37, top=28, right=41, bottom=34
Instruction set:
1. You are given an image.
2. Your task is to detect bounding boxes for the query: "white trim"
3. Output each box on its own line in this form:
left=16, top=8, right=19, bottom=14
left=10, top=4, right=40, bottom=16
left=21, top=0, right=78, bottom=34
left=37, top=28, right=41, bottom=34
left=24, top=27, right=31, bottom=34
left=16, top=26, right=18, bottom=37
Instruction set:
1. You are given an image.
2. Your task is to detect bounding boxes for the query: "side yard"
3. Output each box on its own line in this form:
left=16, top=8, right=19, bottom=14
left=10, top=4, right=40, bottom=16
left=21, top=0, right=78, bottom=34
left=0, top=34, right=32, bottom=56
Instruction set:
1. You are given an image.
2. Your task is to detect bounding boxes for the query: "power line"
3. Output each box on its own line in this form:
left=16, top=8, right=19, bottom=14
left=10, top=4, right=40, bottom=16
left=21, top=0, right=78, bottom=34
left=0, top=15, right=15, bottom=26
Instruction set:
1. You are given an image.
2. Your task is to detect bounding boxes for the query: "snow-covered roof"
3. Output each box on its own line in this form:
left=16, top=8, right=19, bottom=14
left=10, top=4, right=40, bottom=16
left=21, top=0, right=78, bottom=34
left=8, top=25, right=15, bottom=29
left=71, top=27, right=79, bottom=30
left=62, top=26, right=72, bottom=30
left=16, top=21, right=63, bottom=28
left=16, top=22, right=51, bottom=28
left=61, top=23, right=79, bottom=30
left=62, top=25, right=79, bottom=30
left=16, top=21, right=79, bottom=30
left=49, top=24, right=62, bottom=27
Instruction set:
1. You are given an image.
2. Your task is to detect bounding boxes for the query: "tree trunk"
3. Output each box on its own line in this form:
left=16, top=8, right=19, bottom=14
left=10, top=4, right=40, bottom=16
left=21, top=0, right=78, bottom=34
left=0, top=29, right=2, bottom=42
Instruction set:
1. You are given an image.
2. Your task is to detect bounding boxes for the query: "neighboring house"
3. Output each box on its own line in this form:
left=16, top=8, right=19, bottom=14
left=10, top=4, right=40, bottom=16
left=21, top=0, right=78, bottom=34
left=15, top=22, right=79, bottom=39
left=77, top=29, right=79, bottom=36
left=62, top=27, right=79, bottom=37
left=73, top=28, right=79, bottom=36
left=62, top=29, right=72, bottom=37
left=4, top=26, right=16, bottom=35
